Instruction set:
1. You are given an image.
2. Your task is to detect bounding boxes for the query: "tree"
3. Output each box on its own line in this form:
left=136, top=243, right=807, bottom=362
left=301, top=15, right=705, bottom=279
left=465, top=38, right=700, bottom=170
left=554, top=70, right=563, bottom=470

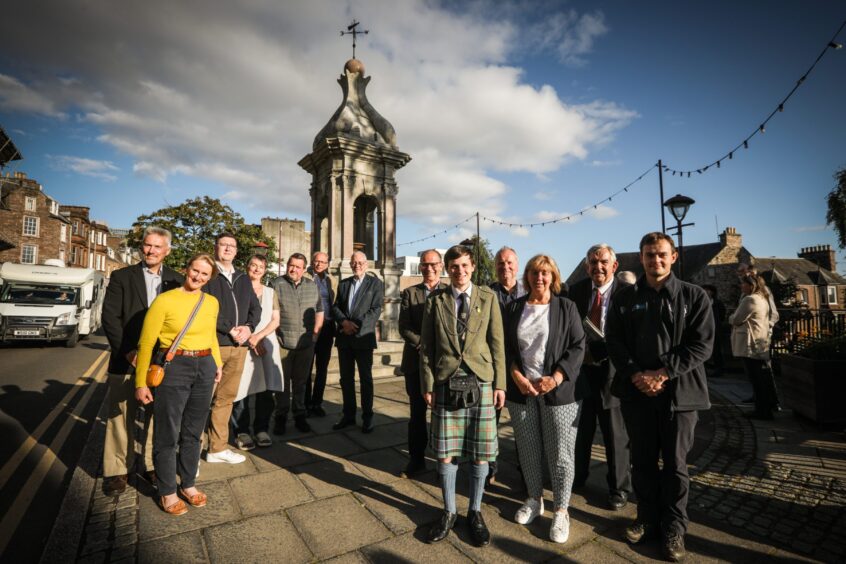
left=826, top=167, right=846, bottom=249
left=128, top=196, right=277, bottom=271
left=460, top=236, right=495, bottom=286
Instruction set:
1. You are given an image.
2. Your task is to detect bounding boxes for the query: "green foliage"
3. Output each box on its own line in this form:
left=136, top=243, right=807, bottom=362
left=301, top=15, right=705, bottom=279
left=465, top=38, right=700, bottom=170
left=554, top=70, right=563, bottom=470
left=826, top=167, right=846, bottom=250
left=128, top=196, right=277, bottom=271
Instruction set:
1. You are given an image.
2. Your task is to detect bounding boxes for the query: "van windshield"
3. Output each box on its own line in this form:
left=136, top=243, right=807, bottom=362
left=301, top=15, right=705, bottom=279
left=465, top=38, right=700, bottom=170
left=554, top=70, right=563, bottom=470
left=0, top=285, right=78, bottom=305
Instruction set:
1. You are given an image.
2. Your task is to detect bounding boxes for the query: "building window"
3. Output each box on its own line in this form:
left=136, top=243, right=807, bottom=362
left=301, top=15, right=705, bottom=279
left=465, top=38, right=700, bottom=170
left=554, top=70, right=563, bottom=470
left=59, top=248, right=66, bottom=262
left=49, top=199, right=59, bottom=215
left=827, top=286, right=838, bottom=305
left=800, top=288, right=809, bottom=304
left=60, top=225, right=67, bottom=242
left=72, top=221, right=79, bottom=235
left=21, top=245, right=37, bottom=264
left=23, top=216, right=39, bottom=236
left=25, top=196, right=37, bottom=211
left=71, top=246, right=78, bottom=264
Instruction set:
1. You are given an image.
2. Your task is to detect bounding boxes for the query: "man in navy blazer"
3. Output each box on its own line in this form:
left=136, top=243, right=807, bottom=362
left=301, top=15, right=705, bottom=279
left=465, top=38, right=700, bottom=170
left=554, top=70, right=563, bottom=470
left=332, top=251, right=384, bottom=433
left=570, top=243, right=632, bottom=511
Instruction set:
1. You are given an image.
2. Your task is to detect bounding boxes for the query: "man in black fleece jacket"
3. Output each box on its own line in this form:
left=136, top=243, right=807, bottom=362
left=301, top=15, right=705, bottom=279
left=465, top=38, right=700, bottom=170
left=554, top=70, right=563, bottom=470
left=606, top=232, right=714, bottom=563
left=203, top=233, right=261, bottom=465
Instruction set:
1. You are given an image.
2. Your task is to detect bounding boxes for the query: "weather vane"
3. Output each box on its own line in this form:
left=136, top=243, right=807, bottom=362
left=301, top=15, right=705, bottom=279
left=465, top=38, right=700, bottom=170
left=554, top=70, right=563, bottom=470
left=340, top=19, right=369, bottom=59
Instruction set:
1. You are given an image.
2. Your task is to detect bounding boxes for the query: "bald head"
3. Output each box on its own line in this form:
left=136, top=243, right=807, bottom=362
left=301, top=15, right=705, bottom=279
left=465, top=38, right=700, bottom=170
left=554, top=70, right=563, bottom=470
left=350, top=251, right=368, bottom=278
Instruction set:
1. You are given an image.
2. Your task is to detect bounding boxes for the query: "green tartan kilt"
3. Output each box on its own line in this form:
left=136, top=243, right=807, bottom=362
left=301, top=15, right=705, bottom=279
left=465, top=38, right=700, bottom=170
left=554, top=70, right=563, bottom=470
left=430, top=375, right=498, bottom=461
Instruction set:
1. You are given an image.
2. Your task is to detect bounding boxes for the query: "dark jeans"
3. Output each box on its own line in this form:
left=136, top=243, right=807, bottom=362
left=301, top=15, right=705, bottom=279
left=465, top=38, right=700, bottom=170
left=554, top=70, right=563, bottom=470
left=152, top=355, right=216, bottom=496
left=574, top=365, right=631, bottom=495
left=743, top=357, right=778, bottom=414
left=621, top=398, right=698, bottom=536
left=306, top=322, right=334, bottom=409
left=274, top=345, right=314, bottom=422
left=232, top=391, right=275, bottom=434
left=404, top=370, right=428, bottom=463
left=338, top=347, right=374, bottom=422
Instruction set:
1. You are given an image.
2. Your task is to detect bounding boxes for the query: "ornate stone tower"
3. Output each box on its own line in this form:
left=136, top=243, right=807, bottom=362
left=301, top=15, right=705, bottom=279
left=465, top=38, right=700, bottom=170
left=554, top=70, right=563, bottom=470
left=299, top=58, right=410, bottom=341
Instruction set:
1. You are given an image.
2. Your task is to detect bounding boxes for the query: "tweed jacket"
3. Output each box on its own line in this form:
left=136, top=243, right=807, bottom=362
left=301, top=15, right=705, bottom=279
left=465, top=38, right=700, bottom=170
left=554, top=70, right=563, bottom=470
left=399, top=282, right=449, bottom=378
left=420, top=284, right=506, bottom=393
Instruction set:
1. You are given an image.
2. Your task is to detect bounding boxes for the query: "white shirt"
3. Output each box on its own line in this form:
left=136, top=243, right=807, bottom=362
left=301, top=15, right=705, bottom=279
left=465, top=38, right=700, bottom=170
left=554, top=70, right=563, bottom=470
left=591, top=279, right=614, bottom=332
left=451, top=283, right=473, bottom=317
left=216, top=262, right=235, bottom=285
left=348, top=275, right=365, bottom=310
left=518, top=303, right=550, bottom=381
left=141, top=264, right=162, bottom=307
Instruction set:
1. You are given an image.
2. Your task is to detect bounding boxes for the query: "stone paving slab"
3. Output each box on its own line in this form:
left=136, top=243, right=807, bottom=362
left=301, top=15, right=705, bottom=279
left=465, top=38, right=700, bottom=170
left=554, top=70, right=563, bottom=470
left=292, top=456, right=370, bottom=499
left=138, top=480, right=239, bottom=542
left=229, top=468, right=313, bottom=516
left=347, top=446, right=413, bottom=485
left=137, top=530, right=206, bottom=564
left=205, top=511, right=313, bottom=563
left=360, top=530, right=472, bottom=563
left=352, top=477, right=442, bottom=534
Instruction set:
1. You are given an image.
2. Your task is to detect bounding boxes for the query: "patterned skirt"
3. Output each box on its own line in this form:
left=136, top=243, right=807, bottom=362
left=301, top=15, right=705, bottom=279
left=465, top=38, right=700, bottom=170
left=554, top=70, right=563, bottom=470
left=430, top=375, right=498, bottom=461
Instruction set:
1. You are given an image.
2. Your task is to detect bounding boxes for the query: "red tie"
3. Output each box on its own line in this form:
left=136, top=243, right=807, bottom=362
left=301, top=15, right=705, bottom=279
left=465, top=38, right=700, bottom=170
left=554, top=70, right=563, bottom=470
left=589, top=288, right=602, bottom=329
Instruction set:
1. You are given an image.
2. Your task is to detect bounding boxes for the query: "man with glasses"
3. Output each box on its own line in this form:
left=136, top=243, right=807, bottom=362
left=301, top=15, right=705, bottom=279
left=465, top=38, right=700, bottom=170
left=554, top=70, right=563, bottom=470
left=332, top=251, right=384, bottom=433
left=306, top=251, right=337, bottom=417
left=398, top=249, right=448, bottom=478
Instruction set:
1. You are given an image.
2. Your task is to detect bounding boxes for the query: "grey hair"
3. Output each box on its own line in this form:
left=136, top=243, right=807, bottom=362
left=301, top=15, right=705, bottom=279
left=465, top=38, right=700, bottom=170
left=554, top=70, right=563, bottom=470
left=420, top=248, right=442, bottom=261
left=494, top=246, right=517, bottom=261
left=584, top=243, right=616, bottom=266
left=142, top=226, right=172, bottom=248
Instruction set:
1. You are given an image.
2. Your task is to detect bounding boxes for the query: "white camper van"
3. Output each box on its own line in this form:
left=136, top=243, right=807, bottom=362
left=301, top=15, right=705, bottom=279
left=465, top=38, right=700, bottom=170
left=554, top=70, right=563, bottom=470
left=0, top=262, right=105, bottom=347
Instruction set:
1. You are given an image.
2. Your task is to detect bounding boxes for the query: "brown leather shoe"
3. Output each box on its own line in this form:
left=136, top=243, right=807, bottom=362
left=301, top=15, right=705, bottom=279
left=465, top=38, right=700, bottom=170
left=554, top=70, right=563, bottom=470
left=103, top=474, right=128, bottom=496
left=160, top=496, right=189, bottom=516
left=179, top=488, right=207, bottom=507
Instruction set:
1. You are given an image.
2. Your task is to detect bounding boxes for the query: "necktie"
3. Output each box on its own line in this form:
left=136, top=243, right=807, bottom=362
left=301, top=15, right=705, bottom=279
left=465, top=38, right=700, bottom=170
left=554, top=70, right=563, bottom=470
left=457, top=293, right=469, bottom=346
left=589, top=288, right=602, bottom=330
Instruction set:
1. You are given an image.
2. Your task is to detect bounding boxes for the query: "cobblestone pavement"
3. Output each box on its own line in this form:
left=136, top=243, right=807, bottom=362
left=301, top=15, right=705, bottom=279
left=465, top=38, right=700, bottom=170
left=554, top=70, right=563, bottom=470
left=43, top=373, right=845, bottom=563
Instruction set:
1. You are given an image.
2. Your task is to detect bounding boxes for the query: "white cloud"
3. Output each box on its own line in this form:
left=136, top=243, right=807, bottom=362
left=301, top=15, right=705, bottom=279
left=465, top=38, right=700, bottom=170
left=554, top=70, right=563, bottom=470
left=534, top=191, right=554, bottom=200
left=0, top=0, right=635, bottom=230
left=47, top=155, right=120, bottom=181
left=586, top=204, right=619, bottom=220
left=527, top=9, right=609, bottom=67
left=588, top=159, right=622, bottom=167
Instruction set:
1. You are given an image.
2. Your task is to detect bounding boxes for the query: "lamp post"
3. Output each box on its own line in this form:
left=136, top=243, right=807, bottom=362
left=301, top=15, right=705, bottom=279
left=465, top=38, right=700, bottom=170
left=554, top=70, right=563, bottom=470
left=663, top=194, right=695, bottom=280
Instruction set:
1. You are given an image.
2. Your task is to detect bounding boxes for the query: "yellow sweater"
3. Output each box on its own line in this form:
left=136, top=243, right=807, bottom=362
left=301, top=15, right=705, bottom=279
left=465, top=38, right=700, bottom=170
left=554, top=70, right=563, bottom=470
left=135, top=288, right=223, bottom=387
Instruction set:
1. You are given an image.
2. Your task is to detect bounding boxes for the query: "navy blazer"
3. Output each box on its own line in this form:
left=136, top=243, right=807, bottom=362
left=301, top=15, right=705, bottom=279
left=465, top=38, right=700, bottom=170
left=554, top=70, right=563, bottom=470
left=333, top=274, right=384, bottom=350
left=504, top=295, right=586, bottom=406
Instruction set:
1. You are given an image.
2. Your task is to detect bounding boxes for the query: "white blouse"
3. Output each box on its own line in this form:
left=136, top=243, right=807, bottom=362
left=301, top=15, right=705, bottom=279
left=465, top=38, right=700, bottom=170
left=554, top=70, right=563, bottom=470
left=517, top=303, right=550, bottom=381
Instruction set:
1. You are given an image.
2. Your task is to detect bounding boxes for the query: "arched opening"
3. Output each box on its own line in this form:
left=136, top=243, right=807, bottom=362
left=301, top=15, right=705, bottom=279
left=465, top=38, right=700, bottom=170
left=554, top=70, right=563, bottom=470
left=353, top=194, right=379, bottom=262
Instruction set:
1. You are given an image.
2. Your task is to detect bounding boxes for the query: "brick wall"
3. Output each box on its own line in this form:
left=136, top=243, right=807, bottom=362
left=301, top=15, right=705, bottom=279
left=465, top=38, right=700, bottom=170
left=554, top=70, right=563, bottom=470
left=0, top=174, right=71, bottom=265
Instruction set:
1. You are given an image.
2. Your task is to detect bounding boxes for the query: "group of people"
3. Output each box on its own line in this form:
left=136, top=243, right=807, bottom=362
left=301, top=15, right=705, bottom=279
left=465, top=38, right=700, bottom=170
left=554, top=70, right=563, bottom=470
left=100, top=224, right=779, bottom=562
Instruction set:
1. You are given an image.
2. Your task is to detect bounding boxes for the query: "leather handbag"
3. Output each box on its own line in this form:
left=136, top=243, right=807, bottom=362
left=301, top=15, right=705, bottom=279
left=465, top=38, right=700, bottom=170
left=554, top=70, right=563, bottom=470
left=146, top=294, right=206, bottom=387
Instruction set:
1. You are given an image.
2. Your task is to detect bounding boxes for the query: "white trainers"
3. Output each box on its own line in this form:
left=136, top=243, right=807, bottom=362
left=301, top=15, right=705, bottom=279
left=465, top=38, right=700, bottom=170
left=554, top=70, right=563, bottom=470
left=514, top=497, right=544, bottom=525
left=550, top=510, right=570, bottom=543
left=205, top=448, right=246, bottom=464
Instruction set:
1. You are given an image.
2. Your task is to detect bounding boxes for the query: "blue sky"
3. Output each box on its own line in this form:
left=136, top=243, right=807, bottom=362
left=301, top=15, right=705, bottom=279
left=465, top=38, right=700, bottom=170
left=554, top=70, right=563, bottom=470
left=1, top=1, right=844, bottom=275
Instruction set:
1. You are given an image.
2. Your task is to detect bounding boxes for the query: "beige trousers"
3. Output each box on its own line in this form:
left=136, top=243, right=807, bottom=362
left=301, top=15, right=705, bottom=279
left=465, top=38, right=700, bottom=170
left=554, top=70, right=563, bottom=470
left=102, top=370, right=154, bottom=478
left=208, top=346, right=248, bottom=453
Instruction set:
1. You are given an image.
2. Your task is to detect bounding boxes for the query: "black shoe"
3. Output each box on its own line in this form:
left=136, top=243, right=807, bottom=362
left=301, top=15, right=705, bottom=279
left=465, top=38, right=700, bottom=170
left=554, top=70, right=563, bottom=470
left=427, top=511, right=456, bottom=543
left=273, top=419, right=287, bottom=435
left=103, top=474, right=128, bottom=496
left=467, top=510, right=490, bottom=547
left=400, top=460, right=426, bottom=479
left=294, top=416, right=311, bottom=433
left=608, top=492, right=627, bottom=511
left=485, top=461, right=498, bottom=487
left=332, top=417, right=355, bottom=431
left=663, top=531, right=686, bottom=562
left=361, top=418, right=374, bottom=434
left=625, top=521, right=658, bottom=544
left=572, top=475, right=587, bottom=490
left=310, top=405, right=327, bottom=417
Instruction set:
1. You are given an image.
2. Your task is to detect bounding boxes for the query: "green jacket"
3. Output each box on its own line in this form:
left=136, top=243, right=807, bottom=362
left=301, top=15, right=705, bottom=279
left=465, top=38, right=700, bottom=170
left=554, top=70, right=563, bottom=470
left=420, top=284, right=506, bottom=393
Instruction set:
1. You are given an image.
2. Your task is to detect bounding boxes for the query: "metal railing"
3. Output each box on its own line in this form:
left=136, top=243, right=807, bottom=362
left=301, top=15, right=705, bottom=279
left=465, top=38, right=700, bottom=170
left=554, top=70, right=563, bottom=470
left=771, top=308, right=846, bottom=357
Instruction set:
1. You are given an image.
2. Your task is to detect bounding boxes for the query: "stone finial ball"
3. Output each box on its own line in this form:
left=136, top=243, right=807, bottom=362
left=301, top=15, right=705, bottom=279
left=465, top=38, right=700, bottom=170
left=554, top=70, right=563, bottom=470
left=344, top=58, right=365, bottom=74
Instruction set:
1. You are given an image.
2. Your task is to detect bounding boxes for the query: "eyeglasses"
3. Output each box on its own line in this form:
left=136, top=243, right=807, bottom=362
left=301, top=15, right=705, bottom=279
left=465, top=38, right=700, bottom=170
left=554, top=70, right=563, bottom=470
left=350, top=261, right=367, bottom=266
left=313, top=260, right=328, bottom=264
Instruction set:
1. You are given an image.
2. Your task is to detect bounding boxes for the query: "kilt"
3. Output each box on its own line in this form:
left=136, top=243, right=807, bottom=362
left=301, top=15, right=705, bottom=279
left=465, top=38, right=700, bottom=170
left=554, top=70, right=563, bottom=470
left=430, top=374, right=498, bottom=461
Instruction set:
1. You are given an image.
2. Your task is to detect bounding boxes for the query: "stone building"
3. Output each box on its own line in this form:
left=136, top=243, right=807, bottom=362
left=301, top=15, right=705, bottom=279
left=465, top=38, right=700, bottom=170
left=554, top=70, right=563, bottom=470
left=58, top=205, right=115, bottom=275
left=757, top=245, right=845, bottom=310
left=0, top=171, right=72, bottom=265
left=261, top=217, right=311, bottom=275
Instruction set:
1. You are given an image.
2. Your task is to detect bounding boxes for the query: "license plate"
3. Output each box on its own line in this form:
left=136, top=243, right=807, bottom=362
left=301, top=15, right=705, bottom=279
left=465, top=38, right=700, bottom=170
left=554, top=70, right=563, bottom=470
left=14, top=329, right=41, bottom=336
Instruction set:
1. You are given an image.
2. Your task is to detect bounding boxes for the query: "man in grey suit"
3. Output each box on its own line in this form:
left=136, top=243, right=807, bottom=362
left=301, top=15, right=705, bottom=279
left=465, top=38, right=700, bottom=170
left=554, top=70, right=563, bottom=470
left=332, top=251, right=384, bottom=433
left=398, top=249, right=447, bottom=478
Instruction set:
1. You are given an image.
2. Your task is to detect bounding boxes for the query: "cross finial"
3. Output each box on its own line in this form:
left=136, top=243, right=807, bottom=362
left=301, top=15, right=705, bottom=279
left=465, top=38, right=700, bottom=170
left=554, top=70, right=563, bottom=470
left=340, top=19, right=369, bottom=59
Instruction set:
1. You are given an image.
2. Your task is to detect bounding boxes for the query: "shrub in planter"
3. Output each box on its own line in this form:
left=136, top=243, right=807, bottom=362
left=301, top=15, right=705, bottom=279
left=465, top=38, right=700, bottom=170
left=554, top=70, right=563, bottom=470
left=778, top=335, right=846, bottom=425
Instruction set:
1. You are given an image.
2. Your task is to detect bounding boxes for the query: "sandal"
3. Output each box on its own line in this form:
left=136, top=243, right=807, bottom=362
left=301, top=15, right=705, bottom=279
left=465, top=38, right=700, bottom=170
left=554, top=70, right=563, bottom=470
left=160, top=496, right=188, bottom=516
left=179, top=488, right=207, bottom=507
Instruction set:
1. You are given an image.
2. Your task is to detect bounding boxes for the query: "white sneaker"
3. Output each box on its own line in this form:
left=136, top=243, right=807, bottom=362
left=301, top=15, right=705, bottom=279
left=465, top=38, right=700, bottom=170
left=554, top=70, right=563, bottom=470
left=550, top=510, right=570, bottom=543
left=205, top=448, right=246, bottom=464
left=515, top=497, right=544, bottom=525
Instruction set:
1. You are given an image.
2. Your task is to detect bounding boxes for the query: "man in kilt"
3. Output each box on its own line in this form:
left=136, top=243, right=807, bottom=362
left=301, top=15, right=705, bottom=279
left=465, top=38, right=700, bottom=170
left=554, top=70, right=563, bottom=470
left=420, top=245, right=506, bottom=546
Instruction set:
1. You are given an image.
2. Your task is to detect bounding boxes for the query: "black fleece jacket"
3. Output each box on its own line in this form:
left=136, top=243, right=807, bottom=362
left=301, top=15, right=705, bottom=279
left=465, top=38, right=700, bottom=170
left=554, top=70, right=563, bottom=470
left=203, top=269, right=261, bottom=347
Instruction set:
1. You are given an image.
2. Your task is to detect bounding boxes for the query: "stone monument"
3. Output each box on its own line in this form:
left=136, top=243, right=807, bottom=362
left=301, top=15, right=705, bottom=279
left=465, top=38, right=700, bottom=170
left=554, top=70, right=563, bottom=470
left=298, top=57, right=410, bottom=341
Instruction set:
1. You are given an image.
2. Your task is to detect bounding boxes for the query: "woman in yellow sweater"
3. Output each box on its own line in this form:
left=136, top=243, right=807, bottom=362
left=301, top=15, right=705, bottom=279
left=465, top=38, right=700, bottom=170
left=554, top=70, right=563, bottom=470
left=135, top=253, right=223, bottom=515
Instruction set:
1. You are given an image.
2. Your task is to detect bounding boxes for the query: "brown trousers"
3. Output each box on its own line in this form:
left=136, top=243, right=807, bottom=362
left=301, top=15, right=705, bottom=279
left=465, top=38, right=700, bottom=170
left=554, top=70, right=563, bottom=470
left=208, top=346, right=248, bottom=453
left=102, top=370, right=154, bottom=477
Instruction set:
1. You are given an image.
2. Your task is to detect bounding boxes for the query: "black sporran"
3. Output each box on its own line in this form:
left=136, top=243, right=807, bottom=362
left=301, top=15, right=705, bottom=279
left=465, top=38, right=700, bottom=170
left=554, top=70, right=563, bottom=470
left=447, top=371, right=481, bottom=410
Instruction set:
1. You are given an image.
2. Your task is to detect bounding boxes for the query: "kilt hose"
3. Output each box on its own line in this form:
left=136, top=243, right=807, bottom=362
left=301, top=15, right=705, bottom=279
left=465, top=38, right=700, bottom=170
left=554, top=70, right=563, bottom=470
left=430, top=377, right=498, bottom=461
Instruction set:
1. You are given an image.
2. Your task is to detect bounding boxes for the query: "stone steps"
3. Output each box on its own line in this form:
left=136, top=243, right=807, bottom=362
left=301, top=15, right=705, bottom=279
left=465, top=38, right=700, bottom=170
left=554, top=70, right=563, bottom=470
left=323, top=340, right=405, bottom=385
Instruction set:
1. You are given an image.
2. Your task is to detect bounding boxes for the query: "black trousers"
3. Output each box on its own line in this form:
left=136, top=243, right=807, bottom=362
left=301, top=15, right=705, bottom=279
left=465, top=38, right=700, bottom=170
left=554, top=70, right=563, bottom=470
left=404, top=370, right=428, bottom=463
left=152, top=355, right=216, bottom=496
left=743, top=357, right=778, bottom=414
left=233, top=390, right=275, bottom=434
left=621, top=398, right=698, bottom=536
left=574, top=365, right=631, bottom=495
left=338, top=347, right=374, bottom=421
left=306, top=322, right=335, bottom=409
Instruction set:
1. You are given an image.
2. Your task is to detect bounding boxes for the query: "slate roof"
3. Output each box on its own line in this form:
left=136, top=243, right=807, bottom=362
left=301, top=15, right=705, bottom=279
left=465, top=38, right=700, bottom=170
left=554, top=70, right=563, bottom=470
left=0, top=126, right=23, bottom=166
left=757, top=258, right=846, bottom=286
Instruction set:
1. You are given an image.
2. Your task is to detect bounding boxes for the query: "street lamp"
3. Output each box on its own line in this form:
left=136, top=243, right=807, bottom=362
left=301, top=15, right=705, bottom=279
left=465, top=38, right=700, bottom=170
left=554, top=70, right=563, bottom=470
left=663, top=193, right=695, bottom=280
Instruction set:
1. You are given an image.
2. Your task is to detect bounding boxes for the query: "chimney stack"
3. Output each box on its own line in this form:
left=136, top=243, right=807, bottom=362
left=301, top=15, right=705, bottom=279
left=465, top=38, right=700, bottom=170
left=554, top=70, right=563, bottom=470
left=719, top=227, right=742, bottom=248
left=798, top=244, right=836, bottom=273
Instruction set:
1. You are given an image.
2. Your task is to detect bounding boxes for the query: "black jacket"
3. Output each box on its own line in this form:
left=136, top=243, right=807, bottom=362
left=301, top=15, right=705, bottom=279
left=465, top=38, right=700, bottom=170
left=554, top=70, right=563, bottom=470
left=333, top=274, right=384, bottom=350
left=203, top=269, right=261, bottom=347
left=569, top=277, right=631, bottom=408
left=504, top=295, right=586, bottom=406
left=102, top=262, right=183, bottom=374
left=606, top=274, right=714, bottom=411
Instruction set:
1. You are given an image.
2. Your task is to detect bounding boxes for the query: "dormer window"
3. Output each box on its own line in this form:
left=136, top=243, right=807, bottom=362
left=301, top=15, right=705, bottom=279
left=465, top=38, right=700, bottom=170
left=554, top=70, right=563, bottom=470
left=827, top=286, right=838, bottom=305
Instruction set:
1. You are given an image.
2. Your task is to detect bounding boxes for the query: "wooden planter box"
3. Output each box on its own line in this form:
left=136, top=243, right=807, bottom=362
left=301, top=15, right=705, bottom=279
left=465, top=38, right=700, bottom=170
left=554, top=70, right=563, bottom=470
left=778, top=354, right=846, bottom=425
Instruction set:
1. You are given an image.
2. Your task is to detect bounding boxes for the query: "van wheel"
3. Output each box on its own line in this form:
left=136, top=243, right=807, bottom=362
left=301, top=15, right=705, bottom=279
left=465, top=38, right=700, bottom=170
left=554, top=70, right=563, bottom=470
left=65, top=330, right=78, bottom=348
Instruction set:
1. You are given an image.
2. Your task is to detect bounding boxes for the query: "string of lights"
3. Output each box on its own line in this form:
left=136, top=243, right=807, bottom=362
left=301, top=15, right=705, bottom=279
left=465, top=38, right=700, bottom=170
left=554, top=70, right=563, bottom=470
left=482, top=163, right=657, bottom=229
left=662, top=19, right=845, bottom=178
left=397, top=213, right=476, bottom=247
